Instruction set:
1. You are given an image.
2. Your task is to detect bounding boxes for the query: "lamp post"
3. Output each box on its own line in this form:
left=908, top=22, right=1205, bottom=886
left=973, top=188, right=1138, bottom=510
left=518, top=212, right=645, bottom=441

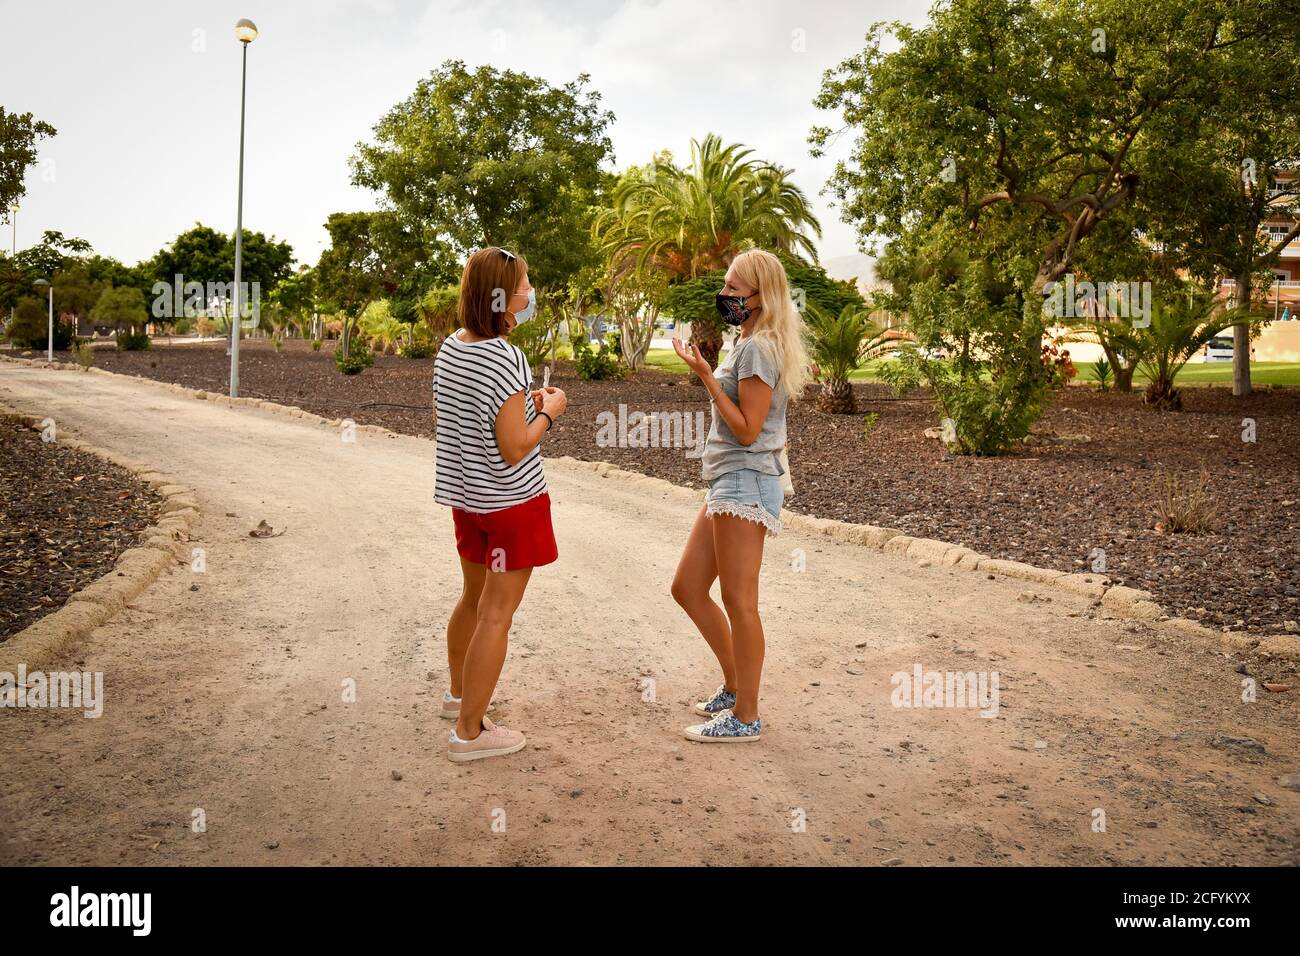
left=230, top=17, right=258, bottom=398
left=33, top=278, right=52, bottom=361
left=7, top=203, right=16, bottom=335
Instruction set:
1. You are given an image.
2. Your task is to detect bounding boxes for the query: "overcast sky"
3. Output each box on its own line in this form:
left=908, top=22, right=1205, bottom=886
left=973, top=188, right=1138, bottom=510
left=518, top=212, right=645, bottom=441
left=1, top=0, right=930, bottom=270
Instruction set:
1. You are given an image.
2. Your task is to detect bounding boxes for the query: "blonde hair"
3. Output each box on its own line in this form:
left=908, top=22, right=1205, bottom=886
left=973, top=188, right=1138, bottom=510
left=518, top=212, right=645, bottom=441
left=729, top=249, right=811, bottom=402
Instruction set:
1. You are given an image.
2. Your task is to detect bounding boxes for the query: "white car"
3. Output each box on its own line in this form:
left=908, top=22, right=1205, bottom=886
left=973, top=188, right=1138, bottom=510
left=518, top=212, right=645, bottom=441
left=1204, top=336, right=1234, bottom=362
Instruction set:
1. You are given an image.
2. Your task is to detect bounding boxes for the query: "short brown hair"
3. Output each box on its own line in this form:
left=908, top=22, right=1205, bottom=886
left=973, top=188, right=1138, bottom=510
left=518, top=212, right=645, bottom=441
left=458, top=247, right=528, bottom=338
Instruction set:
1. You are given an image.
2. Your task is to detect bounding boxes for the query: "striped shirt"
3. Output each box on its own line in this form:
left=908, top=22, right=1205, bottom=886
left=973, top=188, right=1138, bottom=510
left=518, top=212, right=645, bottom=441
left=433, top=329, right=547, bottom=513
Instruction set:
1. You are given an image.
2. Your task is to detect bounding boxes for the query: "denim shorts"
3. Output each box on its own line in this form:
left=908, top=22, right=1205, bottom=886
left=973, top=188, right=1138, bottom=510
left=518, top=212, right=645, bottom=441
left=705, top=468, right=784, bottom=537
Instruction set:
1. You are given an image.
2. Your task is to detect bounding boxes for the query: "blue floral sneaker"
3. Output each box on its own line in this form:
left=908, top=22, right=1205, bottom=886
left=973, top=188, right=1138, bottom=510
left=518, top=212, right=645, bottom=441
left=684, top=710, right=762, bottom=743
left=694, top=685, right=737, bottom=716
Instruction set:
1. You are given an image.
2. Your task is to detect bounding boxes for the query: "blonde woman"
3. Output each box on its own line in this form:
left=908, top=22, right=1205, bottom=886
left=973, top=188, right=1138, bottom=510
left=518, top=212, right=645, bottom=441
left=670, top=249, right=810, bottom=743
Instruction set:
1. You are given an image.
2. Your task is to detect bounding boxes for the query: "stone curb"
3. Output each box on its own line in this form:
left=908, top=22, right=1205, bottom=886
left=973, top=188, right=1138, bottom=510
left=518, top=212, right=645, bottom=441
left=0, top=399, right=202, bottom=672
left=4, top=353, right=1292, bottom=663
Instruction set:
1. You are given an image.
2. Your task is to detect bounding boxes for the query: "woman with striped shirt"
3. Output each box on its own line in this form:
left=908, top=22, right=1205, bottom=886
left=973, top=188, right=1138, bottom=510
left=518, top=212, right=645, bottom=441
left=433, top=247, right=567, bottom=762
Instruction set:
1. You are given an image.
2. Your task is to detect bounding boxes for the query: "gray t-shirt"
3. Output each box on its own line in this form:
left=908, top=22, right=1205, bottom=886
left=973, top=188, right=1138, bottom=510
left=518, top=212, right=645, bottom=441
left=700, top=334, right=787, bottom=481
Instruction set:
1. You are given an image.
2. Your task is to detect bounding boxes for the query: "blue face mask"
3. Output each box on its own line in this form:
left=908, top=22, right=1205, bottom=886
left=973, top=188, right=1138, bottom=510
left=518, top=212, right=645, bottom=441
left=512, top=288, right=537, bottom=325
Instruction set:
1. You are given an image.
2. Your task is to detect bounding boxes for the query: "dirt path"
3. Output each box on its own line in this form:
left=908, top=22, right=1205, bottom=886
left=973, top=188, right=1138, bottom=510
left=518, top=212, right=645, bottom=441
left=1, top=363, right=1296, bottom=866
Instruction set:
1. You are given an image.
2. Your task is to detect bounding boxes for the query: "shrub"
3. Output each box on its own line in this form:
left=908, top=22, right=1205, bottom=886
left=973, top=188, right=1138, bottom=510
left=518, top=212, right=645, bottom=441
left=335, top=340, right=374, bottom=374
left=116, top=329, right=151, bottom=351
left=398, top=341, right=435, bottom=359
left=573, top=332, right=623, bottom=381
left=73, top=339, right=94, bottom=369
left=1040, top=342, right=1076, bottom=389
left=1152, top=469, right=1215, bottom=534
left=1093, top=358, right=1112, bottom=391
left=311, top=338, right=322, bottom=351
left=5, top=298, right=74, bottom=350
left=878, top=256, right=1053, bottom=455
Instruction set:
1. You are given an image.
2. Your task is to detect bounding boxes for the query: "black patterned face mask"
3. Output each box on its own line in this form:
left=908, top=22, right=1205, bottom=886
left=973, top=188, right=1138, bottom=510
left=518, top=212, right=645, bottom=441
left=715, top=292, right=754, bottom=327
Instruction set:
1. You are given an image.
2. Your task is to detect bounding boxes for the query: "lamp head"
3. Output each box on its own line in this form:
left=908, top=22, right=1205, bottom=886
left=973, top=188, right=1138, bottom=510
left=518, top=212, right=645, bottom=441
left=235, top=18, right=258, bottom=43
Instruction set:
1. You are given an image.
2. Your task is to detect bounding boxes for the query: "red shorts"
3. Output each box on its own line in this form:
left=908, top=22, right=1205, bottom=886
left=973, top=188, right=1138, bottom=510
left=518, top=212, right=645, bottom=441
left=452, top=493, right=558, bottom=571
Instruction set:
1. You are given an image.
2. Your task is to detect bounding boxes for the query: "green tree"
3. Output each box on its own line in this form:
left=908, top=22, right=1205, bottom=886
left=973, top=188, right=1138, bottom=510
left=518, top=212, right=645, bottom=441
left=91, top=286, right=150, bottom=350
left=810, top=0, right=1273, bottom=296
left=1134, top=8, right=1300, bottom=397
left=15, top=231, right=93, bottom=277
left=351, top=59, right=614, bottom=292
left=315, top=211, right=393, bottom=363
left=0, top=107, right=56, bottom=212
left=268, top=267, right=317, bottom=338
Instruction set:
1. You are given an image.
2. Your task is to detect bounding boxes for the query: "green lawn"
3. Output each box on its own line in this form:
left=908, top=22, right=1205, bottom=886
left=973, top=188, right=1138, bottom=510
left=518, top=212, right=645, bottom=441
left=645, top=348, right=1300, bottom=387
left=1074, top=361, right=1300, bottom=386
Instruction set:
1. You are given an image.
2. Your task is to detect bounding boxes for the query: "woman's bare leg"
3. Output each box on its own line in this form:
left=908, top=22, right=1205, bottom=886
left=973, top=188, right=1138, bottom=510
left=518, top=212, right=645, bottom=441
left=671, top=505, right=737, bottom=691
left=447, top=558, right=487, bottom=698
left=455, top=566, right=533, bottom=740
left=712, top=514, right=767, bottom=724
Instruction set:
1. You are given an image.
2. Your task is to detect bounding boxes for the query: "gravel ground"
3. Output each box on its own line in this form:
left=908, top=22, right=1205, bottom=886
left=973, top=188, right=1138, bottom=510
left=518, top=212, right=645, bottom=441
left=0, top=413, right=161, bottom=639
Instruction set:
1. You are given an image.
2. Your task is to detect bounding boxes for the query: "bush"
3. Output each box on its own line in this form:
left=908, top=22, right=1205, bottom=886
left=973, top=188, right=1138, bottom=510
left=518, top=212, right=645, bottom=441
left=877, top=241, right=1055, bottom=455
left=335, top=341, right=374, bottom=374
left=1093, top=358, right=1112, bottom=391
left=398, top=340, right=435, bottom=359
left=73, top=339, right=94, bottom=369
left=1040, top=342, right=1076, bottom=389
left=573, top=332, right=623, bottom=381
left=116, top=329, right=151, bottom=351
left=311, top=338, right=322, bottom=351
left=5, top=298, right=74, bottom=350
left=1152, top=469, right=1215, bottom=534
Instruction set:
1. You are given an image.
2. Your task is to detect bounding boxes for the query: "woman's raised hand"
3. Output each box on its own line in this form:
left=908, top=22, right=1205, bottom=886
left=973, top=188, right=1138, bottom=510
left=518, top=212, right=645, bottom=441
left=672, top=337, right=710, bottom=378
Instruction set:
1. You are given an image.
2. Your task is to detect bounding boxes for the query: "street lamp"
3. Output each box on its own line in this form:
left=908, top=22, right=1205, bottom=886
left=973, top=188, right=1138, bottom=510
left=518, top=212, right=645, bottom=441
left=7, top=203, right=16, bottom=335
left=230, top=17, right=258, bottom=398
left=33, top=278, right=53, bottom=362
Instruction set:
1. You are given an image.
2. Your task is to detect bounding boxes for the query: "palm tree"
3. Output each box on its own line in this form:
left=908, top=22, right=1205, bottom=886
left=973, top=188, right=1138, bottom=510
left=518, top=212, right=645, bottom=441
left=595, top=135, right=821, bottom=281
left=594, top=135, right=821, bottom=365
left=1091, top=286, right=1259, bottom=411
left=803, top=303, right=889, bottom=414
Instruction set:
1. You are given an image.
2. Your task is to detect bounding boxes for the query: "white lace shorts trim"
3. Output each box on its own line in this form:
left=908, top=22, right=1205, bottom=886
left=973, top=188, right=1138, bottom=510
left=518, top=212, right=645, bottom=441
left=705, top=499, right=781, bottom=537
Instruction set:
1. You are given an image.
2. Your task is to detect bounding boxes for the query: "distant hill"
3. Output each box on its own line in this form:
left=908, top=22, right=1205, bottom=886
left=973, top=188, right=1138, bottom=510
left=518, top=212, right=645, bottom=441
left=822, top=253, right=879, bottom=297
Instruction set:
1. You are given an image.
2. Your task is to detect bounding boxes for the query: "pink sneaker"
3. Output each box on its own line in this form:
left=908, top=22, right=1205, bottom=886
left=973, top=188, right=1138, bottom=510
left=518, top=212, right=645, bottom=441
left=448, top=717, right=526, bottom=762
left=440, top=690, right=494, bottom=720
